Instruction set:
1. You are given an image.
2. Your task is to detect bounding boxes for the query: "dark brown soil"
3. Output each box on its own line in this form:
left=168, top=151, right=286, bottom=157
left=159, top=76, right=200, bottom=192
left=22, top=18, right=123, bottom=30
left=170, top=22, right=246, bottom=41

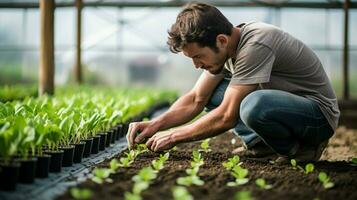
left=58, top=128, right=357, bottom=200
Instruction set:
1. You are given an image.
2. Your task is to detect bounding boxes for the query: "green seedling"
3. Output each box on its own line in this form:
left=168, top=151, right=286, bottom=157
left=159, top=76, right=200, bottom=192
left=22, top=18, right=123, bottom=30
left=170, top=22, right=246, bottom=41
left=110, top=159, right=120, bottom=172
left=351, top=157, right=357, bottom=166
left=152, top=159, right=165, bottom=171
left=124, top=192, right=142, bottom=200
left=132, top=167, right=157, bottom=183
left=192, top=150, right=204, bottom=166
left=119, top=157, right=133, bottom=167
left=199, top=138, right=211, bottom=153
left=318, top=172, right=334, bottom=189
left=305, top=163, right=314, bottom=174
left=176, top=174, right=204, bottom=186
left=290, top=159, right=304, bottom=171
left=70, top=188, right=93, bottom=200
left=290, top=159, right=297, bottom=169
left=172, top=186, right=194, bottom=200
left=227, top=165, right=249, bottom=186
left=132, top=181, right=150, bottom=195
left=234, top=190, right=253, bottom=200
left=255, top=178, right=273, bottom=189
left=91, top=168, right=113, bottom=184
left=223, top=155, right=242, bottom=171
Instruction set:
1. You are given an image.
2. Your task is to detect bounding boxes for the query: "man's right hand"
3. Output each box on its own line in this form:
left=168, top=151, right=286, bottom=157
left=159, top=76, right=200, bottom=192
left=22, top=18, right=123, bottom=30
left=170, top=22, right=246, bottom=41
left=126, top=121, right=159, bottom=149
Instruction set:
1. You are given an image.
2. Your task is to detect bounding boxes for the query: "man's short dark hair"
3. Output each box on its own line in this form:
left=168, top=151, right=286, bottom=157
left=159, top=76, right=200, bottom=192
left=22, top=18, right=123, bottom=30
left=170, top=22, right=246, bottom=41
left=167, top=2, right=233, bottom=53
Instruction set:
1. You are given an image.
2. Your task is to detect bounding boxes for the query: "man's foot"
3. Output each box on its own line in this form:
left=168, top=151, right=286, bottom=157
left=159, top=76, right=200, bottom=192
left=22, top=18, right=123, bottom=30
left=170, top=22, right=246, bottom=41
left=275, top=140, right=329, bottom=164
left=232, top=141, right=275, bottom=158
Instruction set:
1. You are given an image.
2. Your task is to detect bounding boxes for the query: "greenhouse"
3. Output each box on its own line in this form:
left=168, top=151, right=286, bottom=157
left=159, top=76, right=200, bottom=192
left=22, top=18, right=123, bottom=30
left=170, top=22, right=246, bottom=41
left=0, top=0, right=356, bottom=200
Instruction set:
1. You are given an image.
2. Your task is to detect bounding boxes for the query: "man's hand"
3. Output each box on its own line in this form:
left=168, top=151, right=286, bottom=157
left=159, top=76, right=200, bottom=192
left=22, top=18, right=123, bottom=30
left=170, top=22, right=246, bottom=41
left=146, top=130, right=177, bottom=152
left=126, top=121, right=159, bottom=149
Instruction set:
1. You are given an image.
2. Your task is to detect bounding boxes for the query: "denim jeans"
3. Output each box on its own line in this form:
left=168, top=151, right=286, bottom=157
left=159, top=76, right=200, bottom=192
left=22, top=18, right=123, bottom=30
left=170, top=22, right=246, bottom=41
left=205, top=79, right=334, bottom=156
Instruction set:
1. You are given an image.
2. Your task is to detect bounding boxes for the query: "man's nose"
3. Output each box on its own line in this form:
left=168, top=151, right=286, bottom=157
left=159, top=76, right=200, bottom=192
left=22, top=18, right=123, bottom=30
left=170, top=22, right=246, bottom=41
left=193, top=59, right=202, bottom=69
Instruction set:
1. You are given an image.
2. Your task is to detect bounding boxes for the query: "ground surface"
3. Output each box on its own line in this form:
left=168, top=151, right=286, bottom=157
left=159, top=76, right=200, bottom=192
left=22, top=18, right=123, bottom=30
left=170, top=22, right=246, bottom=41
left=58, top=127, right=357, bottom=200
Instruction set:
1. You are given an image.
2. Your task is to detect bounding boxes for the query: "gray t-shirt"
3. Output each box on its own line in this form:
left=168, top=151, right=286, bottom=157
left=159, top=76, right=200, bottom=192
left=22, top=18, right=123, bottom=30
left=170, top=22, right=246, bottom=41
left=213, top=22, right=340, bottom=130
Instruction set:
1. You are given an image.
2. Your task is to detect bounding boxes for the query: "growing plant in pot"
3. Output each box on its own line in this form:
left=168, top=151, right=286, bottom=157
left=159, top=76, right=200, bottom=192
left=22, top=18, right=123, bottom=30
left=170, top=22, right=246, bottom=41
left=43, top=123, right=64, bottom=173
left=0, top=120, right=21, bottom=191
left=59, top=115, right=76, bottom=167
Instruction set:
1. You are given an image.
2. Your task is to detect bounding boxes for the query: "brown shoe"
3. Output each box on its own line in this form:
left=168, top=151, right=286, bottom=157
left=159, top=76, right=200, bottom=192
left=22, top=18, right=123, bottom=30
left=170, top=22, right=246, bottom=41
left=275, top=140, right=329, bottom=164
left=232, top=142, right=275, bottom=158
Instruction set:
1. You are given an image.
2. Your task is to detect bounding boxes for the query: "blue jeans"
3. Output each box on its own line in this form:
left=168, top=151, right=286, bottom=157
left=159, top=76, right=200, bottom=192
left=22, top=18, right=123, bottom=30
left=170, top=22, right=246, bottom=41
left=205, top=79, right=334, bottom=156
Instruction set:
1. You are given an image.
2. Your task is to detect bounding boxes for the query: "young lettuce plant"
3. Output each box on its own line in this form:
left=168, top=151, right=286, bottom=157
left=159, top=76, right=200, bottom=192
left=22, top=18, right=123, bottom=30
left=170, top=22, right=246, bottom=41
left=318, top=172, right=334, bottom=189
left=290, top=159, right=304, bottom=171
left=125, top=167, right=157, bottom=200
left=70, top=188, right=93, bottom=200
left=234, top=190, right=253, bottom=200
left=171, top=186, right=194, bottom=200
left=227, top=165, right=249, bottom=186
left=152, top=152, right=170, bottom=171
left=91, top=168, right=113, bottom=184
left=255, top=178, right=273, bottom=189
left=176, top=150, right=204, bottom=186
left=304, top=163, right=314, bottom=174
left=199, top=138, right=211, bottom=153
left=223, top=155, right=242, bottom=171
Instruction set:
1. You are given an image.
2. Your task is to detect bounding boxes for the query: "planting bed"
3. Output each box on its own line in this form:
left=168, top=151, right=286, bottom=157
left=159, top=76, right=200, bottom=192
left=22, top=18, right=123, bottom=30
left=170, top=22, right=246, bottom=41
left=57, top=126, right=357, bottom=200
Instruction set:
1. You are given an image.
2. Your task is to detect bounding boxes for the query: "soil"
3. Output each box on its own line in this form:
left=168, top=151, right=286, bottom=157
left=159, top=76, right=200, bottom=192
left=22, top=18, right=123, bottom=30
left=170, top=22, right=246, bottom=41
left=57, top=127, right=357, bottom=200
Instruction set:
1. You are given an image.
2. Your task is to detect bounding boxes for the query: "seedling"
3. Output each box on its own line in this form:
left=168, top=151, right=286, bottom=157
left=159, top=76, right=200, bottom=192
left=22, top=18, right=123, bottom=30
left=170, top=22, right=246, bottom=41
left=119, top=157, right=134, bottom=167
left=133, top=167, right=157, bottom=183
left=318, top=172, right=334, bottom=189
left=176, top=174, right=204, bottom=186
left=290, top=159, right=304, bottom=171
left=192, top=150, right=203, bottom=163
left=234, top=190, right=253, bottom=200
left=70, top=188, right=93, bottom=200
left=110, top=159, right=120, bottom=172
left=227, top=165, right=249, bottom=186
left=305, top=163, right=314, bottom=174
left=91, top=168, right=113, bottom=184
left=223, top=155, right=242, bottom=171
left=172, top=186, right=194, bottom=200
left=199, top=138, right=211, bottom=152
left=255, top=178, right=273, bottom=189
left=124, top=192, right=142, bottom=200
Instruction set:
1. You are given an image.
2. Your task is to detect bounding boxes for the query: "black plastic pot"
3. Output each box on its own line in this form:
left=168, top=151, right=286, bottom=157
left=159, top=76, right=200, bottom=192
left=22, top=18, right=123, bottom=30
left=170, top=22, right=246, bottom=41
left=91, top=136, right=100, bottom=154
left=98, top=133, right=107, bottom=151
left=72, top=142, right=85, bottom=163
left=116, top=124, right=123, bottom=139
left=109, top=130, right=115, bottom=144
left=36, top=154, right=51, bottom=178
left=106, top=131, right=113, bottom=147
left=0, top=161, right=20, bottom=191
left=45, top=150, right=64, bottom=173
left=112, top=128, right=118, bottom=142
left=18, top=157, right=37, bottom=183
left=81, top=138, right=93, bottom=158
left=60, top=145, right=75, bottom=167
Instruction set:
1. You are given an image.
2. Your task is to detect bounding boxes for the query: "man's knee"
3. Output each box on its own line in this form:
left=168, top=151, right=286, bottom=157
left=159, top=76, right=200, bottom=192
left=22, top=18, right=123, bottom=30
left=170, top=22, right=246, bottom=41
left=240, top=90, right=275, bottom=127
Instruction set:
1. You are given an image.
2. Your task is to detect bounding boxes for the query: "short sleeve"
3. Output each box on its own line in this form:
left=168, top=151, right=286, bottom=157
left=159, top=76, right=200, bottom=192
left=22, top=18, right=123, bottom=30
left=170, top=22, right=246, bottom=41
left=230, top=43, right=275, bottom=85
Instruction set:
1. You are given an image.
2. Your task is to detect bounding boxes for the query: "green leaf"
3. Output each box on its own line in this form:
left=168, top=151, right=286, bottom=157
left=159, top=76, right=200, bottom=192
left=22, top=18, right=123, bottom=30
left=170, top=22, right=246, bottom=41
left=305, top=163, right=314, bottom=174
left=171, top=186, right=193, bottom=200
left=70, top=188, right=93, bottom=200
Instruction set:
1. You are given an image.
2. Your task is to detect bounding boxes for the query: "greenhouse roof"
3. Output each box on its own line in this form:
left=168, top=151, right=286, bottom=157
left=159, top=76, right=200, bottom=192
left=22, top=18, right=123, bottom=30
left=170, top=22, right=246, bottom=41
left=0, top=0, right=356, bottom=9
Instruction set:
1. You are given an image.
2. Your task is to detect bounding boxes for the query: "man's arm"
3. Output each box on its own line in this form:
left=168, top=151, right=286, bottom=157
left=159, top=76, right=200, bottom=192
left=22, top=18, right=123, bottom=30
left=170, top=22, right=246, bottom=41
left=127, top=72, right=223, bottom=147
left=146, top=83, right=257, bottom=151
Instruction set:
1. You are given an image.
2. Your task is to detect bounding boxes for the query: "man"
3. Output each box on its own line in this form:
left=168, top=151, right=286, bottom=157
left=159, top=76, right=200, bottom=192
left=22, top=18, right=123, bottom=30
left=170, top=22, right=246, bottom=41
left=127, top=2, right=340, bottom=162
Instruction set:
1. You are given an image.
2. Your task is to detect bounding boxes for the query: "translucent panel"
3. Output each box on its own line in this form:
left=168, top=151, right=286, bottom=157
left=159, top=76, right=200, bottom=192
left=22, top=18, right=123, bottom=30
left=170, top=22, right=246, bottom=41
left=281, top=9, right=328, bottom=46
left=55, top=8, right=75, bottom=46
left=0, top=9, right=23, bottom=45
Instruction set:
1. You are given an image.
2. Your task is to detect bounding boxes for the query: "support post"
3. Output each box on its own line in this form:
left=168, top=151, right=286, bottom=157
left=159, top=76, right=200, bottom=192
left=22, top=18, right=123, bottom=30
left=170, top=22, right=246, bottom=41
left=74, top=0, right=83, bottom=84
left=39, top=0, right=55, bottom=95
left=342, top=0, right=350, bottom=100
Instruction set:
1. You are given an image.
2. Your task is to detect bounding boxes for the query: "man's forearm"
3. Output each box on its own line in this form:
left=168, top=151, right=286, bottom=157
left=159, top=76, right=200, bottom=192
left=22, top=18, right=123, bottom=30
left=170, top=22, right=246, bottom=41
left=172, top=106, right=237, bottom=144
left=151, top=92, right=206, bottom=132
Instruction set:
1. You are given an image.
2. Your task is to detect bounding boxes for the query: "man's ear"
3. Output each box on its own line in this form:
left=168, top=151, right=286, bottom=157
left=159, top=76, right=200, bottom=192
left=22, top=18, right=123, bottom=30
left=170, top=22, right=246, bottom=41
left=216, top=34, right=228, bottom=48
